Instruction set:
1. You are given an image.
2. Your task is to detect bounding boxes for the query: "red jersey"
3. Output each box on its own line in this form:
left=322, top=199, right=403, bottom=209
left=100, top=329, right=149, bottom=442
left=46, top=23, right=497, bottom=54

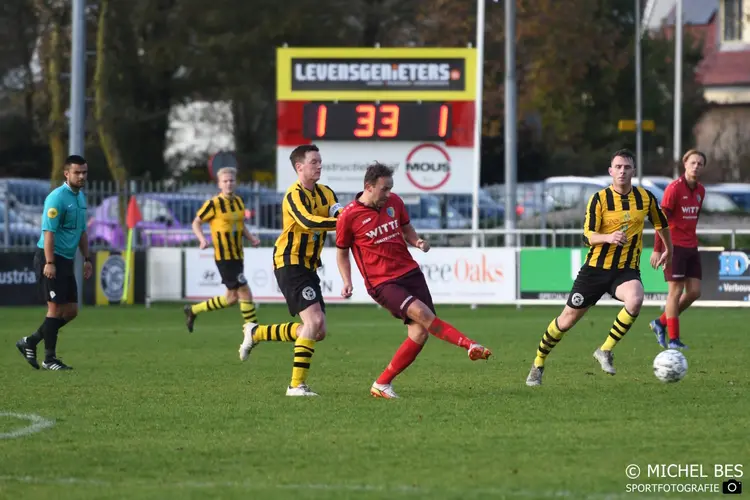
left=655, top=176, right=705, bottom=250
left=336, top=193, right=419, bottom=290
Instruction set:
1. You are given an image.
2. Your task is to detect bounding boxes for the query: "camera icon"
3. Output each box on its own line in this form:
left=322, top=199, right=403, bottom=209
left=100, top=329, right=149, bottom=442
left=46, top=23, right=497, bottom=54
left=723, top=479, right=742, bottom=495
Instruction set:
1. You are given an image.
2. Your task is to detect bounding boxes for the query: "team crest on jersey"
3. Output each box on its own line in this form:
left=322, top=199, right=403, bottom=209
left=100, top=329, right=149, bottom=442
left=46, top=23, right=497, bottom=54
left=386, top=207, right=395, bottom=218
left=696, top=194, right=701, bottom=202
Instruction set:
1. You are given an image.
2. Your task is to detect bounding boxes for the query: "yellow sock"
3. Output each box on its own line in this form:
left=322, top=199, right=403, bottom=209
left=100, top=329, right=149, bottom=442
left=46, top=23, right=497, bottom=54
left=252, top=323, right=299, bottom=343
left=191, top=296, right=229, bottom=315
left=239, top=300, right=258, bottom=324
left=290, top=337, right=316, bottom=388
left=534, top=319, right=566, bottom=367
left=601, top=308, right=637, bottom=351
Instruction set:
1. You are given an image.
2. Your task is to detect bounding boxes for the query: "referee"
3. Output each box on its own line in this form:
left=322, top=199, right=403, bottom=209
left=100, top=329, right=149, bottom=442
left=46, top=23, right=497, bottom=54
left=16, top=155, right=93, bottom=371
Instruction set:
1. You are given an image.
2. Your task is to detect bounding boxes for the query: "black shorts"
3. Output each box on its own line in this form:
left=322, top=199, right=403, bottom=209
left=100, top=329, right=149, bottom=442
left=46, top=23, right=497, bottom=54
left=216, top=259, right=247, bottom=290
left=369, top=269, right=436, bottom=325
left=274, top=265, right=325, bottom=317
left=664, top=246, right=702, bottom=281
left=34, top=249, right=78, bottom=304
left=567, top=266, right=642, bottom=309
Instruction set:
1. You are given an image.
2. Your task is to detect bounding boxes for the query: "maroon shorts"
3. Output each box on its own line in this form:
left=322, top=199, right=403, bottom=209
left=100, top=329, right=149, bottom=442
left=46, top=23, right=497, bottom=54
left=368, top=269, right=436, bottom=324
left=664, top=246, right=702, bottom=281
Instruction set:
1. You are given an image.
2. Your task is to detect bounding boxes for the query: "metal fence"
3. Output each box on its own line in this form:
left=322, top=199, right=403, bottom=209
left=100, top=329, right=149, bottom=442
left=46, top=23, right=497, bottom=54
left=3, top=177, right=750, bottom=252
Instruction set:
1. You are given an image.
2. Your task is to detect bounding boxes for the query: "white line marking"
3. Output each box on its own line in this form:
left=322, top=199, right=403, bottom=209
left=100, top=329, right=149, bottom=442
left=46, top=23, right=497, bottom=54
left=0, top=412, right=56, bottom=440
left=0, top=475, right=703, bottom=500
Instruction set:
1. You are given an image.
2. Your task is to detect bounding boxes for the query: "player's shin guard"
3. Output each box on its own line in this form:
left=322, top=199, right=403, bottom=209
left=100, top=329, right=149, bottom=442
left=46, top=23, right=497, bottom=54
left=601, top=307, right=637, bottom=351
left=252, top=323, right=300, bottom=342
left=191, top=296, right=230, bottom=315
left=239, top=300, right=258, bottom=324
left=290, top=338, right=316, bottom=388
left=534, top=319, right=567, bottom=367
left=40, top=317, right=64, bottom=361
left=427, top=318, right=472, bottom=349
left=376, top=337, right=424, bottom=385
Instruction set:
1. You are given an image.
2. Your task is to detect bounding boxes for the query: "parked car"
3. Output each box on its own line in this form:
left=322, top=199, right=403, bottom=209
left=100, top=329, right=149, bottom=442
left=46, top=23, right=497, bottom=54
left=87, top=193, right=215, bottom=249
left=446, top=189, right=505, bottom=226
left=705, top=184, right=750, bottom=212
left=0, top=201, right=40, bottom=247
left=401, top=194, right=471, bottom=230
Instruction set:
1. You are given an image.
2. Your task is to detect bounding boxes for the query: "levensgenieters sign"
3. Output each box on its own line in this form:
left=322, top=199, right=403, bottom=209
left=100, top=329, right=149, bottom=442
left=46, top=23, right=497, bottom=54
left=277, top=47, right=476, bottom=101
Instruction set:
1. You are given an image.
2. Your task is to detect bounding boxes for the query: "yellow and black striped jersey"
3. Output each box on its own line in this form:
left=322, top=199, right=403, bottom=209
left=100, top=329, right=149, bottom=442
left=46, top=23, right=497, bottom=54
left=583, top=185, right=668, bottom=270
left=196, top=194, right=246, bottom=261
left=273, top=182, right=342, bottom=271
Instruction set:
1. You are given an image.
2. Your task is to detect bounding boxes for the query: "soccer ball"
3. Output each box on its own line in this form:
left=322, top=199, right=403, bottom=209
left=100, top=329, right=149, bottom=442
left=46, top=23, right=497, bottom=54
left=653, top=349, right=688, bottom=383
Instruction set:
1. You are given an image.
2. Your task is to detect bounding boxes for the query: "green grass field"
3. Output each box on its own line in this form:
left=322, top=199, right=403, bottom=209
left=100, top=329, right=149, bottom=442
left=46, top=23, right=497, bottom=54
left=0, top=304, right=748, bottom=500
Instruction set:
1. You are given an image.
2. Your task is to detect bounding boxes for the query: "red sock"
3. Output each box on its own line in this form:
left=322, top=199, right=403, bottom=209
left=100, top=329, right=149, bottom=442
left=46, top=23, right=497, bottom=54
left=667, top=317, right=680, bottom=340
left=376, top=337, right=424, bottom=384
left=659, top=312, right=667, bottom=325
left=427, top=318, right=472, bottom=350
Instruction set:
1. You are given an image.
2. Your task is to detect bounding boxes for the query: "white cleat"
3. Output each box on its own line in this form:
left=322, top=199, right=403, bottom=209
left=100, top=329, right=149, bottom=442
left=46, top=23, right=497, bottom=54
left=593, top=348, right=616, bottom=375
left=370, top=382, right=399, bottom=399
left=285, top=383, right=318, bottom=397
left=239, top=322, right=257, bottom=361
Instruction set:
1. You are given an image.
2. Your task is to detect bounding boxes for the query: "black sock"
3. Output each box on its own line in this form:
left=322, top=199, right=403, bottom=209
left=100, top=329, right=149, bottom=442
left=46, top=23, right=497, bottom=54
left=28, top=327, right=44, bottom=347
left=41, top=317, right=64, bottom=361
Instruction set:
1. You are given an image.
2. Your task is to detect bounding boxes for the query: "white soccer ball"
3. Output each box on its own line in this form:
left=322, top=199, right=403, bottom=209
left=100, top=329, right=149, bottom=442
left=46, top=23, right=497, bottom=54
left=653, top=349, right=688, bottom=383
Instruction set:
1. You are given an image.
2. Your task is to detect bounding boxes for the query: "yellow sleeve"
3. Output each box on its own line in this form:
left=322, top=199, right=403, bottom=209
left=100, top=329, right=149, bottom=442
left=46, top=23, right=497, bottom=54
left=197, top=199, right=215, bottom=222
left=647, top=190, right=668, bottom=230
left=582, top=192, right=602, bottom=246
left=286, top=189, right=337, bottom=230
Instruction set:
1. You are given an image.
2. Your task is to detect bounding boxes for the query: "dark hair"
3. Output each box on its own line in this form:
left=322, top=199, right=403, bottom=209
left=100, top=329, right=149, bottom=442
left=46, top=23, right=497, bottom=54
left=610, top=148, right=635, bottom=165
left=289, top=145, right=320, bottom=171
left=364, top=162, right=394, bottom=187
left=64, top=155, right=87, bottom=170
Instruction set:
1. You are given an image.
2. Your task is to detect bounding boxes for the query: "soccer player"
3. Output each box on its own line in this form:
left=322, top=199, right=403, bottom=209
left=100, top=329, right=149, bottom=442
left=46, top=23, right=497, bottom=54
left=16, top=155, right=93, bottom=371
left=335, top=163, right=492, bottom=399
left=238, top=144, right=342, bottom=397
left=183, top=167, right=261, bottom=335
left=649, top=149, right=706, bottom=350
left=525, top=149, right=673, bottom=386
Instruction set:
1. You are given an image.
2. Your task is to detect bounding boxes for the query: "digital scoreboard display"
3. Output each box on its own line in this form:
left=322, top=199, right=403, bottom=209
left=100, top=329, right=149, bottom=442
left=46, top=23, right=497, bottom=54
left=302, top=102, right=452, bottom=141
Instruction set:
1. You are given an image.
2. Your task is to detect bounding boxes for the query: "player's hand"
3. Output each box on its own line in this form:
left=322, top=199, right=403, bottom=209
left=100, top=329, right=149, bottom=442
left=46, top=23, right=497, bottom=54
left=83, top=260, right=93, bottom=279
left=199, top=238, right=209, bottom=250
left=656, top=250, right=672, bottom=270
left=249, top=234, right=261, bottom=247
left=341, top=283, right=353, bottom=299
left=607, top=231, right=627, bottom=246
left=43, top=263, right=56, bottom=279
left=650, top=252, right=662, bottom=269
left=416, top=239, right=430, bottom=252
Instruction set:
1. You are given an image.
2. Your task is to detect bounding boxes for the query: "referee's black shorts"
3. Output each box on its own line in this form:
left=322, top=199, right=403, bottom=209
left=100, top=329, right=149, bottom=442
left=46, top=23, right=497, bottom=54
left=566, top=265, right=641, bottom=309
left=274, top=265, right=325, bottom=317
left=34, top=249, right=78, bottom=304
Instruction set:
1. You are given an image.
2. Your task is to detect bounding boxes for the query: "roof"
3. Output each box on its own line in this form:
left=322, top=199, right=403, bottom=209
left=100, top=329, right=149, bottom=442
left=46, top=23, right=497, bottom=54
left=662, top=0, right=717, bottom=26
left=699, top=50, right=750, bottom=86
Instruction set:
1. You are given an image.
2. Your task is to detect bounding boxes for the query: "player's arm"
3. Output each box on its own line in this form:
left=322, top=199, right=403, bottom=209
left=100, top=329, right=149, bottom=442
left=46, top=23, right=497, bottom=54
left=402, top=223, right=429, bottom=252
left=286, top=190, right=337, bottom=230
left=654, top=185, right=675, bottom=252
left=193, top=199, right=214, bottom=248
left=326, top=186, right=344, bottom=218
left=335, top=211, right=354, bottom=298
left=40, top=194, right=64, bottom=266
left=647, top=191, right=673, bottom=269
left=582, top=192, right=626, bottom=246
left=78, top=230, right=93, bottom=279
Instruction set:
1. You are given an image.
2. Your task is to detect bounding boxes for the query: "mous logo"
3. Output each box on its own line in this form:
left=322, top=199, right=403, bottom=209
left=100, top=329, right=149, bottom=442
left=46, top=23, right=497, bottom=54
left=405, top=144, right=451, bottom=191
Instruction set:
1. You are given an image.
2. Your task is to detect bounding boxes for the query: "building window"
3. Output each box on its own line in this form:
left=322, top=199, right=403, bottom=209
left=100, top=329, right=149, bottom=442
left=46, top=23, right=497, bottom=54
left=724, top=0, right=744, bottom=41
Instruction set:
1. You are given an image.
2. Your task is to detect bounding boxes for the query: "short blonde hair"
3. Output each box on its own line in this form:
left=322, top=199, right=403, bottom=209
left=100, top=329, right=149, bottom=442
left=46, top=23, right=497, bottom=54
left=682, top=149, right=706, bottom=165
left=216, top=167, right=237, bottom=178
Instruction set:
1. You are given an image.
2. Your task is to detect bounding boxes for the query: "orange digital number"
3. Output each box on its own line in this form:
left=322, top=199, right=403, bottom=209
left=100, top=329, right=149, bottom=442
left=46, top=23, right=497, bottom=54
left=316, top=104, right=327, bottom=137
left=377, top=104, right=400, bottom=138
left=354, top=104, right=376, bottom=137
left=438, top=104, right=449, bottom=138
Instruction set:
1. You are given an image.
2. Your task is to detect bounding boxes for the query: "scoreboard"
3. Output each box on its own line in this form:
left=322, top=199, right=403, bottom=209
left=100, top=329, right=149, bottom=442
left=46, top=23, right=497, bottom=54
left=276, top=48, right=477, bottom=194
